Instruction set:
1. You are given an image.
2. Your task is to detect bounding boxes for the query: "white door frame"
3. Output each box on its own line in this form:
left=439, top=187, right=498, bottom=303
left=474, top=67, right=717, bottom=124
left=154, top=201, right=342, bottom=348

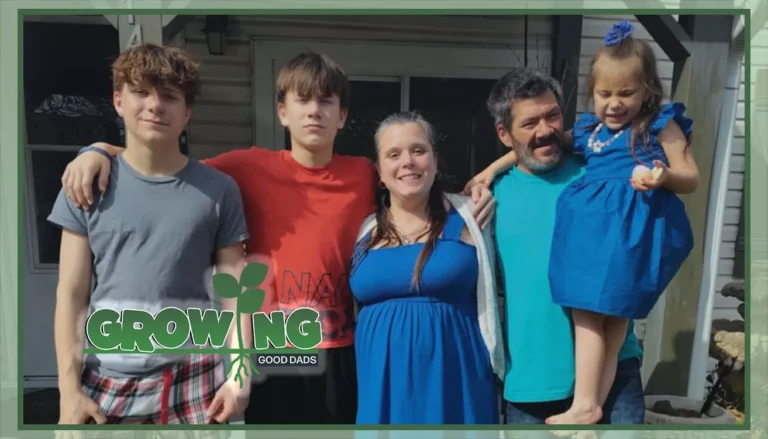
left=251, top=38, right=551, bottom=150
left=23, top=145, right=83, bottom=388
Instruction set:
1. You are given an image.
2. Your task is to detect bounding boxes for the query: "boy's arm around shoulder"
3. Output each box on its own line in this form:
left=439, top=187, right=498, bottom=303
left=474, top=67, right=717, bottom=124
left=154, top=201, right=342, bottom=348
left=202, top=146, right=273, bottom=175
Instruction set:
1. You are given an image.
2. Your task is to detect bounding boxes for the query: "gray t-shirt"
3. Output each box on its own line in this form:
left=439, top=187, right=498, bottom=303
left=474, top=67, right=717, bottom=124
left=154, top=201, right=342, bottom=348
left=48, top=154, right=249, bottom=377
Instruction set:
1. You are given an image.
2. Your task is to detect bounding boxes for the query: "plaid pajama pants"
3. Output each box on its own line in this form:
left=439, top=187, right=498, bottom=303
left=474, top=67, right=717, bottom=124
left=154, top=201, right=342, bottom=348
left=81, top=354, right=226, bottom=425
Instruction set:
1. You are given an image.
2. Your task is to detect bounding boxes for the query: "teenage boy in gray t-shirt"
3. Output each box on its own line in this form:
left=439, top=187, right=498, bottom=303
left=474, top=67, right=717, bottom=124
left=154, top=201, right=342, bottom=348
left=48, top=43, right=252, bottom=426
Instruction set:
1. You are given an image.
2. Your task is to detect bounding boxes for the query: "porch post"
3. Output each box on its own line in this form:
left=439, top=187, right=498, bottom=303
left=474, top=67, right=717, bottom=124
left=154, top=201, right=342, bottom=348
left=116, top=15, right=163, bottom=50
left=642, top=14, right=736, bottom=397
left=753, top=68, right=768, bottom=259
left=103, top=14, right=191, bottom=51
left=632, top=14, right=692, bottom=97
left=551, top=14, right=583, bottom=131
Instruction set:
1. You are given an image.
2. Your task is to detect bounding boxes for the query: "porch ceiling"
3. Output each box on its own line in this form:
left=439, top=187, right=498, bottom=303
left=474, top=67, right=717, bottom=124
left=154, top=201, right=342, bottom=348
left=634, top=14, right=691, bottom=61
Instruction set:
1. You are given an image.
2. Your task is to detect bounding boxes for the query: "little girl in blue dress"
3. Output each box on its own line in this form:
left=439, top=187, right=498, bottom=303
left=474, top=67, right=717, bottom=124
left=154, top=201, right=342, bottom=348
left=468, top=21, right=699, bottom=425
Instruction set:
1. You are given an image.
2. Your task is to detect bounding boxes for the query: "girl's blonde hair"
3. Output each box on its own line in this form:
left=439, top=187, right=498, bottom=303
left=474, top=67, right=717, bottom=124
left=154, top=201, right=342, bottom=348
left=587, top=33, right=671, bottom=160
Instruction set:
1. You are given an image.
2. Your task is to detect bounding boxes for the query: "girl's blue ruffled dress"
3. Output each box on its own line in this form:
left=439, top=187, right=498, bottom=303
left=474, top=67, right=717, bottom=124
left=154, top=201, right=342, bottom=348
left=548, top=103, right=695, bottom=319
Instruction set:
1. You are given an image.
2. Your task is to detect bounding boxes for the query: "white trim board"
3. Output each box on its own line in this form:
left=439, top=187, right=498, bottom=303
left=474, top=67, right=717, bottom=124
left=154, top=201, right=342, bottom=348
left=687, top=43, right=745, bottom=400
left=23, top=377, right=58, bottom=390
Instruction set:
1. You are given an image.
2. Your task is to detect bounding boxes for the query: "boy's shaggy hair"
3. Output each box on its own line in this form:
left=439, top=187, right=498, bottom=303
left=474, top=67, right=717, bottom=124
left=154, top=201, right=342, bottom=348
left=111, top=43, right=201, bottom=106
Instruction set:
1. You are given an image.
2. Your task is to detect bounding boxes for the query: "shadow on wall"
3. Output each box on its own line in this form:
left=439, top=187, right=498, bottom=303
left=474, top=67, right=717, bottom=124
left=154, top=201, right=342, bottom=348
left=643, top=330, right=695, bottom=397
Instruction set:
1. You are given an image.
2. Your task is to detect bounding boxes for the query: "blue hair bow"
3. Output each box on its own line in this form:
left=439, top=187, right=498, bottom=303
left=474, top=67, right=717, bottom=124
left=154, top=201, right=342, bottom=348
left=604, top=20, right=634, bottom=46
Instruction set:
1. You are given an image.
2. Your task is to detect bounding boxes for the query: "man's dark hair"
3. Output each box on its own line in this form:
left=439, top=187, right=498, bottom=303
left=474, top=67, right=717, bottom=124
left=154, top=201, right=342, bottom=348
left=487, top=68, right=564, bottom=131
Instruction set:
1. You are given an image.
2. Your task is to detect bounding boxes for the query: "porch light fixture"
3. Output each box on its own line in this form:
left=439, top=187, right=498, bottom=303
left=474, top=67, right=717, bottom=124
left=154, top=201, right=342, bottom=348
left=202, top=15, right=228, bottom=56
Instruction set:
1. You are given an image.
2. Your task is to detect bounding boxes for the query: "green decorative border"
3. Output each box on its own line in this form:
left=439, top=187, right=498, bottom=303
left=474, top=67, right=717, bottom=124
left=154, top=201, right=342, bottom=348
left=0, top=2, right=762, bottom=438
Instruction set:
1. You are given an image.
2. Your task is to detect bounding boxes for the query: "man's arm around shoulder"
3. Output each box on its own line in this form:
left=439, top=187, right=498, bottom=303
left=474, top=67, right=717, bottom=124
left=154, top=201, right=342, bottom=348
left=62, top=143, right=265, bottom=208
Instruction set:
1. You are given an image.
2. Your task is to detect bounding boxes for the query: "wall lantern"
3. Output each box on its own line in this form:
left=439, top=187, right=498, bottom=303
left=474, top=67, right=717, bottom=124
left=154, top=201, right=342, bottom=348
left=202, top=15, right=228, bottom=56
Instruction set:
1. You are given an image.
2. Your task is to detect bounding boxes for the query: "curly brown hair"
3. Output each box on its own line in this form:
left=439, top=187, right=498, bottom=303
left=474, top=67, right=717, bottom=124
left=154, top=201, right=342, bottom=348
left=111, top=43, right=201, bottom=106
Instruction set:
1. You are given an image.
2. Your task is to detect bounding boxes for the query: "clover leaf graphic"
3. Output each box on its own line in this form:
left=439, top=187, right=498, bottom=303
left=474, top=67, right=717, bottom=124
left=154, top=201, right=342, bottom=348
left=212, top=262, right=268, bottom=388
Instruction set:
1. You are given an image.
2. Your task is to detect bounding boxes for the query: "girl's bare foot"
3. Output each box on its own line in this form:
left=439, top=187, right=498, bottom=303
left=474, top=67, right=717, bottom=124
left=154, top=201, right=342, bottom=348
left=545, top=405, right=603, bottom=425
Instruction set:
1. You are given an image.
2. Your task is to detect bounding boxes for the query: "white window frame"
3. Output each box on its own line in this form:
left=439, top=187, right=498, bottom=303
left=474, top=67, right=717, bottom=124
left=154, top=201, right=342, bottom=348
left=24, top=143, right=83, bottom=273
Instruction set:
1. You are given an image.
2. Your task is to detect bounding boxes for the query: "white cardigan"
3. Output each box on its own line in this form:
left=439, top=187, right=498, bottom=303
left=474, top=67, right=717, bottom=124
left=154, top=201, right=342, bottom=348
left=354, top=193, right=505, bottom=381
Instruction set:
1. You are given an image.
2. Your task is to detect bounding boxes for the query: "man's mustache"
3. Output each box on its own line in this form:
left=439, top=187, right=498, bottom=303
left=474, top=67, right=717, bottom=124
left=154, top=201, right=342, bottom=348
left=529, top=132, right=562, bottom=149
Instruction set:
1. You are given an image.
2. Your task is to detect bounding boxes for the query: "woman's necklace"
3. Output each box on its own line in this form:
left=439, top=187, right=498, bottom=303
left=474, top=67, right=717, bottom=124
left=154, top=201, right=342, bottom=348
left=587, top=122, right=625, bottom=153
left=394, top=222, right=429, bottom=244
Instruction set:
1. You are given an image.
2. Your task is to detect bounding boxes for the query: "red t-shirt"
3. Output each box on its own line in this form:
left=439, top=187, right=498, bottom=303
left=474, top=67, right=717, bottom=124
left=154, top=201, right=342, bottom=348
left=204, top=147, right=376, bottom=349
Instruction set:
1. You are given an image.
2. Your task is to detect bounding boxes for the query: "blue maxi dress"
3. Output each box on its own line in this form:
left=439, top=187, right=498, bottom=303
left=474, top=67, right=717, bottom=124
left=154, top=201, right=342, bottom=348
left=549, top=103, right=695, bottom=319
left=349, top=207, right=498, bottom=424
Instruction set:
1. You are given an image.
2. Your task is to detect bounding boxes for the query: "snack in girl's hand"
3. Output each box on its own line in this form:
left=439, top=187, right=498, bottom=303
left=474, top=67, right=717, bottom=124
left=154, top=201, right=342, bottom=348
left=632, top=164, right=664, bottom=184
left=631, top=164, right=651, bottom=182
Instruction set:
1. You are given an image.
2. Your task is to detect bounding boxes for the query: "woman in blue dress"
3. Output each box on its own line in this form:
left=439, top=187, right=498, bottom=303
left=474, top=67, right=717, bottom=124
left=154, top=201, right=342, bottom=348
left=349, top=111, right=505, bottom=425
left=463, top=22, right=699, bottom=426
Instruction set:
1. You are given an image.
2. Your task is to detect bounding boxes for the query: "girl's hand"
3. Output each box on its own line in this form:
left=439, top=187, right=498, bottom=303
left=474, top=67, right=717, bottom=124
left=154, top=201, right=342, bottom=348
left=630, top=160, right=668, bottom=192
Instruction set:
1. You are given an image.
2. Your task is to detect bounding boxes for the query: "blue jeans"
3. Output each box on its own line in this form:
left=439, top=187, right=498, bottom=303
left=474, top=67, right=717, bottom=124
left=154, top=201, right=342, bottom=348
left=504, top=357, right=645, bottom=425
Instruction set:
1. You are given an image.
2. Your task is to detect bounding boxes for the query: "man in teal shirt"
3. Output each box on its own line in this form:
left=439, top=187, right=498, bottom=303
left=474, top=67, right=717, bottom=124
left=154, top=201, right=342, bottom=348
left=481, top=68, right=645, bottom=424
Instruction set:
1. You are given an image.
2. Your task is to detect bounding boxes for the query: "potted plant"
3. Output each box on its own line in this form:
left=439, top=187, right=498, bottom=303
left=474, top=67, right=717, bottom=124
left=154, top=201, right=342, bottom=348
left=644, top=393, right=738, bottom=425
left=706, top=281, right=747, bottom=423
left=644, top=281, right=745, bottom=425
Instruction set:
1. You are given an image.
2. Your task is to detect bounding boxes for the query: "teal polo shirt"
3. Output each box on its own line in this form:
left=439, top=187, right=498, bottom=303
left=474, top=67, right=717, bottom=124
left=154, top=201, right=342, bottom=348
left=492, top=154, right=643, bottom=403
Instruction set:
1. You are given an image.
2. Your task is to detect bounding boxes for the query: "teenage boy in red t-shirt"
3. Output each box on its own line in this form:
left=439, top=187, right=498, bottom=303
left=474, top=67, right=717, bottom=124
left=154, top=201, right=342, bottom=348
left=59, top=51, right=496, bottom=424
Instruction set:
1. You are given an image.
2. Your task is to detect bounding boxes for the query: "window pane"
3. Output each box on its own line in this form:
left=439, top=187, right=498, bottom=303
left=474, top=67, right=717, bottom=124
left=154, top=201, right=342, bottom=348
left=409, top=77, right=503, bottom=193
left=285, top=80, right=402, bottom=161
left=31, top=150, right=79, bottom=265
left=336, top=80, right=401, bottom=160
left=24, top=22, right=123, bottom=146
